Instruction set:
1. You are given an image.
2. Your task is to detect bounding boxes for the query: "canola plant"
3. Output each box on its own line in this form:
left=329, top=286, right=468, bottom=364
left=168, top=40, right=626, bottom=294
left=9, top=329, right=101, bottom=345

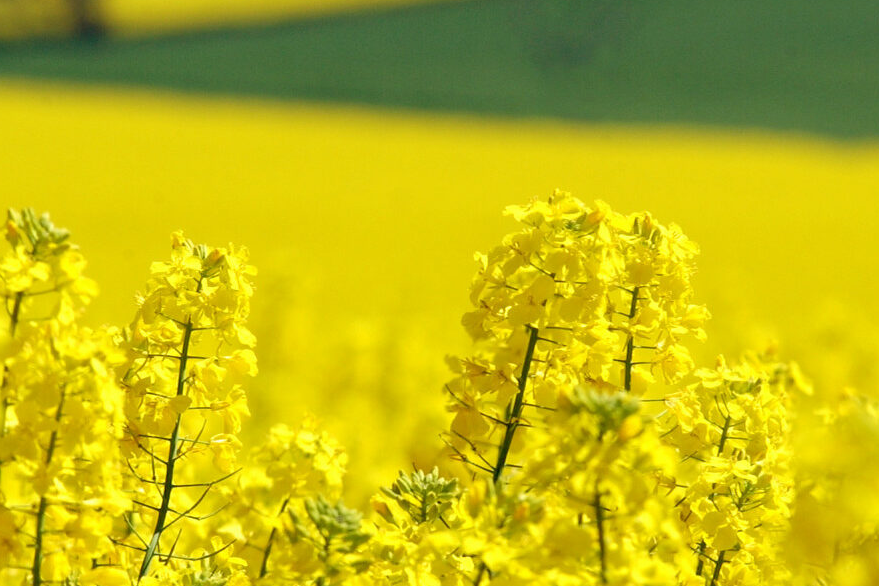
left=0, top=194, right=876, bottom=585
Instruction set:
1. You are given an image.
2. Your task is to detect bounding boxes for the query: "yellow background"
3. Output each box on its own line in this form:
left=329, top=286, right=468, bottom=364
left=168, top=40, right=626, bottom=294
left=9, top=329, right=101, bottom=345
left=3, top=80, right=877, bottom=497
left=0, top=0, right=451, bottom=39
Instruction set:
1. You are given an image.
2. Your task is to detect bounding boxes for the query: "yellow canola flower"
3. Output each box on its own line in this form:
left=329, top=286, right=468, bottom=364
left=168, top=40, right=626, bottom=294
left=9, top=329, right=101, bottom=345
left=218, top=417, right=348, bottom=583
left=517, top=388, right=691, bottom=585
left=438, top=193, right=709, bottom=584
left=659, top=353, right=808, bottom=586
left=2, top=194, right=878, bottom=586
left=445, top=191, right=707, bottom=485
left=365, top=469, right=470, bottom=586
left=0, top=209, right=126, bottom=586
left=117, top=231, right=257, bottom=581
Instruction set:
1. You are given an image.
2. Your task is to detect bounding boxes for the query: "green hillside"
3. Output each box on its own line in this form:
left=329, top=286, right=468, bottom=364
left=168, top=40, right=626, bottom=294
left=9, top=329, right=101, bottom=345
left=1, top=0, right=877, bottom=137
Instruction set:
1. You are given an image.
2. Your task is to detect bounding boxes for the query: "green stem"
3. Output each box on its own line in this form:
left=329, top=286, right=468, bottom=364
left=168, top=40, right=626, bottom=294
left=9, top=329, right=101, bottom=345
left=32, top=497, right=48, bottom=586
left=32, top=386, right=66, bottom=586
left=473, top=563, right=487, bottom=585
left=138, top=318, right=194, bottom=580
left=707, top=415, right=733, bottom=504
left=594, top=481, right=608, bottom=584
left=419, top=493, right=428, bottom=524
left=259, top=498, right=290, bottom=578
left=8, top=291, right=23, bottom=336
left=717, top=415, right=731, bottom=455
left=492, top=326, right=539, bottom=485
left=623, top=286, right=640, bottom=392
left=709, top=550, right=727, bottom=586
left=695, top=540, right=706, bottom=575
left=475, top=326, right=539, bottom=583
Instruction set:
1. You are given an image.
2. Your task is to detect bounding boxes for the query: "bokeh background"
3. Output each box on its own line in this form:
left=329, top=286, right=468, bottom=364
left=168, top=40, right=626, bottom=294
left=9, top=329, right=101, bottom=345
left=2, top=0, right=877, bottom=502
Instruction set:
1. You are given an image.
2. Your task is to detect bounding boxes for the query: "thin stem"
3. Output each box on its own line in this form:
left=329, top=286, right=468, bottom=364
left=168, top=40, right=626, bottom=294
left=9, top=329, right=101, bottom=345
left=623, top=286, right=640, bottom=392
left=473, top=563, right=487, bottom=585
left=9, top=291, right=23, bottom=336
left=32, top=386, right=66, bottom=586
left=138, top=318, right=194, bottom=580
left=594, top=481, right=608, bottom=585
left=419, top=492, right=429, bottom=523
left=492, top=326, right=539, bottom=484
left=259, top=498, right=290, bottom=578
left=709, top=550, right=727, bottom=586
left=695, top=540, right=706, bottom=575
left=717, top=415, right=731, bottom=455
left=32, top=498, right=48, bottom=586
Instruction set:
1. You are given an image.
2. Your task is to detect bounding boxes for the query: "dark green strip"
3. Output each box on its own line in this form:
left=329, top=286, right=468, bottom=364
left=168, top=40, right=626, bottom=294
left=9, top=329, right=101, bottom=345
left=0, top=0, right=877, bottom=137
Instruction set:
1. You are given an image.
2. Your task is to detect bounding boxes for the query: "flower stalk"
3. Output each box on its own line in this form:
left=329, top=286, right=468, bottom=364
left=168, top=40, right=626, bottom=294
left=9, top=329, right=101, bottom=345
left=492, top=325, right=539, bottom=484
left=138, top=315, right=195, bottom=579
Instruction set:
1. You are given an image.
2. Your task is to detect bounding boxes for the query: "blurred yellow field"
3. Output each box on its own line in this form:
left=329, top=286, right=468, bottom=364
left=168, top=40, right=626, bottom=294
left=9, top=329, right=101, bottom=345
left=102, top=0, right=453, bottom=36
left=2, top=79, right=878, bottom=500
left=0, top=0, right=451, bottom=39
left=3, top=75, right=879, bottom=585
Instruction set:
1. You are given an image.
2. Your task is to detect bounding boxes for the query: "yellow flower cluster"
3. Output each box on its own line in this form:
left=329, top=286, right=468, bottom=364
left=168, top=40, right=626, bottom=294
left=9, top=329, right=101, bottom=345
left=0, top=209, right=126, bottom=585
left=447, top=190, right=708, bottom=487
left=514, top=386, right=690, bottom=585
left=223, top=417, right=349, bottom=584
left=366, top=468, right=467, bottom=585
left=0, top=198, right=877, bottom=586
left=435, top=192, right=878, bottom=585
left=117, top=231, right=258, bottom=583
left=660, top=354, right=809, bottom=585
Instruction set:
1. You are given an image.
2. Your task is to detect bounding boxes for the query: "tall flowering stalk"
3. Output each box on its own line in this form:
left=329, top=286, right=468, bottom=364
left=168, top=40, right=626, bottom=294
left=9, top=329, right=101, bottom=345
left=0, top=209, right=127, bottom=585
left=219, top=417, right=352, bottom=584
left=517, top=386, right=693, bottom=585
left=447, top=190, right=707, bottom=484
left=442, top=191, right=708, bottom=584
left=1, top=209, right=99, bottom=445
left=659, top=354, right=808, bottom=585
left=118, top=232, right=256, bottom=583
